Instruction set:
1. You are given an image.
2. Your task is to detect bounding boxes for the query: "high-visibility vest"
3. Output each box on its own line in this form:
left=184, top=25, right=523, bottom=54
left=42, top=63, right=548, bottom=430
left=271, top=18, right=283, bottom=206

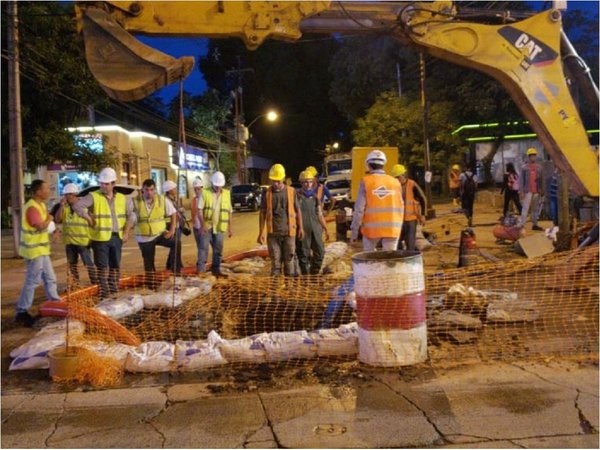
left=135, top=195, right=167, bottom=237
left=62, top=205, right=90, bottom=246
left=202, top=188, right=232, bottom=233
left=265, top=186, right=297, bottom=237
left=19, top=199, right=50, bottom=259
left=449, top=170, right=460, bottom=189
left=362, top=174, right=404, bottom=239
left=402, top=179, right=420, bottom=222
left=90, top=191, right=127, bottom=241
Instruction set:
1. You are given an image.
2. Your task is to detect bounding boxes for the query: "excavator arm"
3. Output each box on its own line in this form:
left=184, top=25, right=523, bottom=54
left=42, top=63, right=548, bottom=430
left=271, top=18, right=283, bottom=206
left=75, top=1, right=598, bottom=197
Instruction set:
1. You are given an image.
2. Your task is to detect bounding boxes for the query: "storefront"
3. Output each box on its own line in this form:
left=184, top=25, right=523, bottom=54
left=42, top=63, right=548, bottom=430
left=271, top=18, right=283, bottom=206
left=172, top=141, right=212, bottom=206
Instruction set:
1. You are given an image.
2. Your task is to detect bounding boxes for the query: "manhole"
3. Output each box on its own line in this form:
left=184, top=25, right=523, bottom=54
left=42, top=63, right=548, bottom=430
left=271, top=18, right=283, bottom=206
left=313, top=424, right=347, bottom=436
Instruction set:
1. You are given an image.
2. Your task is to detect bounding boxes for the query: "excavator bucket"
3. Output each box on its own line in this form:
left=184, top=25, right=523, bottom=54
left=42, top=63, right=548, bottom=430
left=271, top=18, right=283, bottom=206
left=81, top=7, right=194, bottom=101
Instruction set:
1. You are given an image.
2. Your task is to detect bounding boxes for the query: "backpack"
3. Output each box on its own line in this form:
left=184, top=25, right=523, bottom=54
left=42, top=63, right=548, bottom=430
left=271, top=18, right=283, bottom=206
left=463, top=173, right=476, bottom=195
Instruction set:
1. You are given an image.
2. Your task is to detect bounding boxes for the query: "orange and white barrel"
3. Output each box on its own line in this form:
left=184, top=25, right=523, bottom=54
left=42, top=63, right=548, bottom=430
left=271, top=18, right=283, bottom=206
left=352, top=250, right=427, bottom=366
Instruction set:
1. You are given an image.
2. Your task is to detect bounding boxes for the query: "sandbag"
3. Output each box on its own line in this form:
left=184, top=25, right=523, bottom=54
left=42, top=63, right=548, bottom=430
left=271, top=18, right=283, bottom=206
left=37, top=319, right=86, bottom=336
left=259, top=331, right=317, bottom=362
left=176, top=331, right=227, bottom=371
left=79, top=340, right=135, bottom=368
left=95, top=294, right=144, bottom=319
left=125, top=341, right=175, bottom=372
left=493, top=224, right=523, bottom=242
left=9, top=327, right=83, bottom=370
left=218, top=333, right=268, bottom=363
left=310, top=322, right=358, bottom=357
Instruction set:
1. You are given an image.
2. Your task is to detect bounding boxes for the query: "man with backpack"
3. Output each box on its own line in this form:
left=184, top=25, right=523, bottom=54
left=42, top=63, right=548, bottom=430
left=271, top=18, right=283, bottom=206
left=460, top=165, right=478, bottom=227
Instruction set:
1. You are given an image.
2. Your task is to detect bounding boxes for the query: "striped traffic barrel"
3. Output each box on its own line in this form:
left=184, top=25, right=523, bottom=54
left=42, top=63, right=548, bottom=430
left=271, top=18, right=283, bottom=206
left=352, top=250, right=427, bottom=366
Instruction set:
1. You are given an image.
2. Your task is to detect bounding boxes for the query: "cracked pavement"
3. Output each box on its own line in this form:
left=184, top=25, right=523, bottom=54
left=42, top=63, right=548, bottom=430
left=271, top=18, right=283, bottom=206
left=1, top=361, right=597, bottom=448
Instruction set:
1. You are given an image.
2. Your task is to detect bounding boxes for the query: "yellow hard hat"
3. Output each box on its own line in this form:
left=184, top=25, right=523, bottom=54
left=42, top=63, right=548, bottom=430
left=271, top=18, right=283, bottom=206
left=269, top=163, right=286, bottom=181
left=452, top=164, right=460, bottom=170
left=298, top=170, right=311, bottom=182
left=391, top=164, right=407, bottom=178
left=526, top=147, right=538, bottom=156
left=305, top=166, right=318, bottom=177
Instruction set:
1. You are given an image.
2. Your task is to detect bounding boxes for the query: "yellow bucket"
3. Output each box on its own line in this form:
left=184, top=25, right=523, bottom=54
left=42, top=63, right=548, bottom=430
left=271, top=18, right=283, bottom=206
left=48, top=347, right=82, bottom=380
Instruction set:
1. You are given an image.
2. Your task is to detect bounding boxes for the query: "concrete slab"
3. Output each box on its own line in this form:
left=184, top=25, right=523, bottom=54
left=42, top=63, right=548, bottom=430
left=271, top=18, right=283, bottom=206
left=1, top=409, right=63, bottom=448
left=440, top=439, right=520, bottom=448
left=513, top=434, right=600, bottom=448
left=65, top=387, right=166, bottom=408
left=260, top=384, right=440, bottom=448
left=152, top=392, right=266, bottom=448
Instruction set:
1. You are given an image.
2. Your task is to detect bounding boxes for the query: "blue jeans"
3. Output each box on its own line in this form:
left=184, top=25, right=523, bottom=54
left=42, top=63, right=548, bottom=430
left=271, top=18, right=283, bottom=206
left=197, top=228, right=225, bottom=274
left=65, top=244, right=97, bottom=285
left=16, top=255, right=60, bottom=313
left=91, top=233, right=122, bottom=299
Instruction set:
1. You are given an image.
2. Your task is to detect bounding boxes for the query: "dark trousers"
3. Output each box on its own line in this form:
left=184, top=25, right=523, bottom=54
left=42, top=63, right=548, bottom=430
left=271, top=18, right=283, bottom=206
left=461, top=193, right=475, bottom=226
left=65, top=244, right=98, bottom=285
left=503, top=190, right=522, bottom=216
left=138, top=233, right=178, bottom=288
left=267, top=235, right=296, bottom=276
left=296, top=228, right=325, bottom=275
left=91, top=233, right=122, bottom=299
left=400, top=220, right=418, bottom=251
left=166, top=229, right=183, bottom=273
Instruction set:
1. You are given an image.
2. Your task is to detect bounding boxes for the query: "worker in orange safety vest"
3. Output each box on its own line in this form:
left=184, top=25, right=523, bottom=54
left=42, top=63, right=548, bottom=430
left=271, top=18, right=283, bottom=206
left=391, top=164, right=427, bottom=251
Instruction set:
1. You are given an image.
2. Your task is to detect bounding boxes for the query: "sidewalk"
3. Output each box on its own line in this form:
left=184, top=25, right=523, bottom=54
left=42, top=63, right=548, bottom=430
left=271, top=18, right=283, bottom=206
left=1, top=360, right=598, bottom=448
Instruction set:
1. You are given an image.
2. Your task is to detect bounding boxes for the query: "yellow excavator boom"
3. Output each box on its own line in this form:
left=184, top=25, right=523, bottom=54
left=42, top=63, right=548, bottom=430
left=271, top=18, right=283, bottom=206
left=75, top=1, right=598, bottom=197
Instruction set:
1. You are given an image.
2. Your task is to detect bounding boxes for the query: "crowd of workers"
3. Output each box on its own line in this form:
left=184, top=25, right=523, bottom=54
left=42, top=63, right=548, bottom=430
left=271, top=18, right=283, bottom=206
left=14, top=147, right=547, bottom=327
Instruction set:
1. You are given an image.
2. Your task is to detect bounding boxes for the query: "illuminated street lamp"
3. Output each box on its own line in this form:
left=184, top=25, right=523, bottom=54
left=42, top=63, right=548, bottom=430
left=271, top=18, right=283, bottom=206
left=237, top=109, right=279, bottom=183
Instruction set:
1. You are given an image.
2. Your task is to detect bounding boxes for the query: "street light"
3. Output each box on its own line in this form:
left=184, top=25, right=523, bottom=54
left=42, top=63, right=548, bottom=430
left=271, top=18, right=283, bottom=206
left=237, top=109, right=279, bottom=183
left=246, top=109, right=278, bottom=128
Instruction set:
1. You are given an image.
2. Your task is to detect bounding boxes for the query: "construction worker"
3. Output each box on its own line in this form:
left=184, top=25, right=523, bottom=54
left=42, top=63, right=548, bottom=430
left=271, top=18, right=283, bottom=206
left=391, top=164, right=427, bottom=251
left=198, top=171, right=233, bottom=277
left=459, top=164, right=478, bottom=227
left=163, top=180, right=184, bottom=273
left=305, top=166, right=336, bottom=214
left=73, top=167, right=135, bottom=299
left=296, top=170, right=330, bottom=275
left=190, top=178, right=205, bottom=272
left=15, top=179, right=61, bottom=327
left=518, top=147, right=544, bottom=231
left=133, top=178, right=178, bottom=289
left=54, top=183, right=97, bottom=289
left=350, top=150, right=404, bottom=251
left=258, top=163, right=304, bottom=276
left=448, top=164, right=461, bottom=206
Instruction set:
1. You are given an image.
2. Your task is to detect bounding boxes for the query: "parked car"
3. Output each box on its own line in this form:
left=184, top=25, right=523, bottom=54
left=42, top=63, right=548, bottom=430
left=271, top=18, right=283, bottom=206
left=325, top=175, right=351, bottom=204
left=231, top=184, right=262, bottom=211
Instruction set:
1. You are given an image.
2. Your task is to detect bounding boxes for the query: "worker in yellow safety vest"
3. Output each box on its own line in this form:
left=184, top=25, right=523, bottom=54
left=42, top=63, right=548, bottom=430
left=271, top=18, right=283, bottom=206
left=448, top=164, right=461, bottom=206
left=54, top=183, right=97, bottom=288
left=133, top=178, right=178, bottom=288
left=350, top=150, right=404, bottom=251
left=258, top=163, right=304, bottom=275
left=198, top=171, right=233, bottom=277
left=391, top=164, right=427, bottom=251
left=15, top=179, right=61, bottom=327
left=73, top=167, right=135, bottom=299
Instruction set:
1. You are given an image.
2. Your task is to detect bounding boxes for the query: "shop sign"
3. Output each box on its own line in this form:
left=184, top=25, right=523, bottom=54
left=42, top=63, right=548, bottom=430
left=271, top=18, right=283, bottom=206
left=175, top=142, right=209, bottom=171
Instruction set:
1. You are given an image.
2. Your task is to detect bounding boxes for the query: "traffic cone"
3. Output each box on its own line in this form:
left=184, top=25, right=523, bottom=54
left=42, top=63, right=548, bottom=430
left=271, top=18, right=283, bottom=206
left=458, top=227, right=478, bottom=268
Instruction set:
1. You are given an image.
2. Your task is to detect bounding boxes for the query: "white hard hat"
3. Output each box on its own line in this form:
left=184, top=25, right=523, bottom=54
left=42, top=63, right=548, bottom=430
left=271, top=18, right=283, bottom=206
left=98, top=167, right=117, bottom=183
left=366, top=149, right=387, bottom=165
left=163, top=180, right=177, bottom=193
left=211, top=171, right=225, bottom=187
left=63, top=183, right=79, bottom=195
left=192, top=178, right=204, bottom=188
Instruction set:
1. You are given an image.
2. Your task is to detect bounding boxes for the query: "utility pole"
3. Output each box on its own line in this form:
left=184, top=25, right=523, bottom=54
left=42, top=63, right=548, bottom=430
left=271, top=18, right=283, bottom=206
left=396, top=62, right=402, bottom=98
left=8, top=0, right=25, bottom=258
left=419, top=53, right=435, bottom=219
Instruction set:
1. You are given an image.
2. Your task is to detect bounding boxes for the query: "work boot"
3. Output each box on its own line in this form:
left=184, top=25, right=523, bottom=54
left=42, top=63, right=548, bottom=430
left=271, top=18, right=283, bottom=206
left=15, top=311, right=36, bottom=328
left=532, top=225, right=543, bottom=231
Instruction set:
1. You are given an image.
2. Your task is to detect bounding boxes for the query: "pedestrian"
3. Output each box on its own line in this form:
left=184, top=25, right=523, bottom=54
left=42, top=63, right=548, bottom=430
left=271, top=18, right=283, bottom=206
left=15, top=179, right=61, bottom=327
left=162, top=180, right=184, bottom=273
left=350, top=150, right=404, bottom=251
left=197, top=171, right=233, bottom=277
left=500, top=162, right=522, bottom=218
left=391, top=164, right=426, bottom=251
left=54, top=183, right=97, bottom=289
left=448, top=164, right=461, bottom=206
left=305, top=166, right=336, bottom=214
left=133, top=178, right=178, bottom=289
left=190, top=178, right=205, bottom=272
left=296, top=170, right=330, bottom=275
left=257, top=163, right=304, bottom=276
left=518, top=148, right=544, bottom=231
left=73, top=167, right=135, bottom=299
left=459, top=164, right=478, bottom=227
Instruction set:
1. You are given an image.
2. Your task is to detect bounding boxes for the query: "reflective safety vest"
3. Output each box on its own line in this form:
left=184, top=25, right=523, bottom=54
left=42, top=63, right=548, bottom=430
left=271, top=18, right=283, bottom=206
left=449, top=170, right=460, bottom=189
left=135, top=195, right=167, bottom=237
left=402, top=179, right=420, bottom=222
left=202, top=188, right=232, bottom=233
left=266, top=186, right=297, bottom=237
left=19, top=199, right=50, bottom=259
left=362, top=174, right=403, bottom=239
left=62, top=205, right=91, bottom=246
left=90, top=191, right=127, bottom=241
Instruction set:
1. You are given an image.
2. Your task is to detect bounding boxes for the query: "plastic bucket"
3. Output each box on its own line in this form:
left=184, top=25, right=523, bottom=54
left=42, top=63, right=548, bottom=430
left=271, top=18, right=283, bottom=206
left=48, top=347, right=82, bottom=379
left=352, top=250, right=427, bottom=366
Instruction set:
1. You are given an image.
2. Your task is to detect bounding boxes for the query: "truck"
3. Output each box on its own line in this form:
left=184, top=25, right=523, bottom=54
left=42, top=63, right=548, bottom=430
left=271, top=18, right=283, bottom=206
left=75, top=1, right=599, bottom=202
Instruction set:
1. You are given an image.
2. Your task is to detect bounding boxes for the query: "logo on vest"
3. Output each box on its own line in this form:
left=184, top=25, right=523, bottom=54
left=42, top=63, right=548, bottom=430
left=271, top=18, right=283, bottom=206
left=372, top=185, right=395, bottom=200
